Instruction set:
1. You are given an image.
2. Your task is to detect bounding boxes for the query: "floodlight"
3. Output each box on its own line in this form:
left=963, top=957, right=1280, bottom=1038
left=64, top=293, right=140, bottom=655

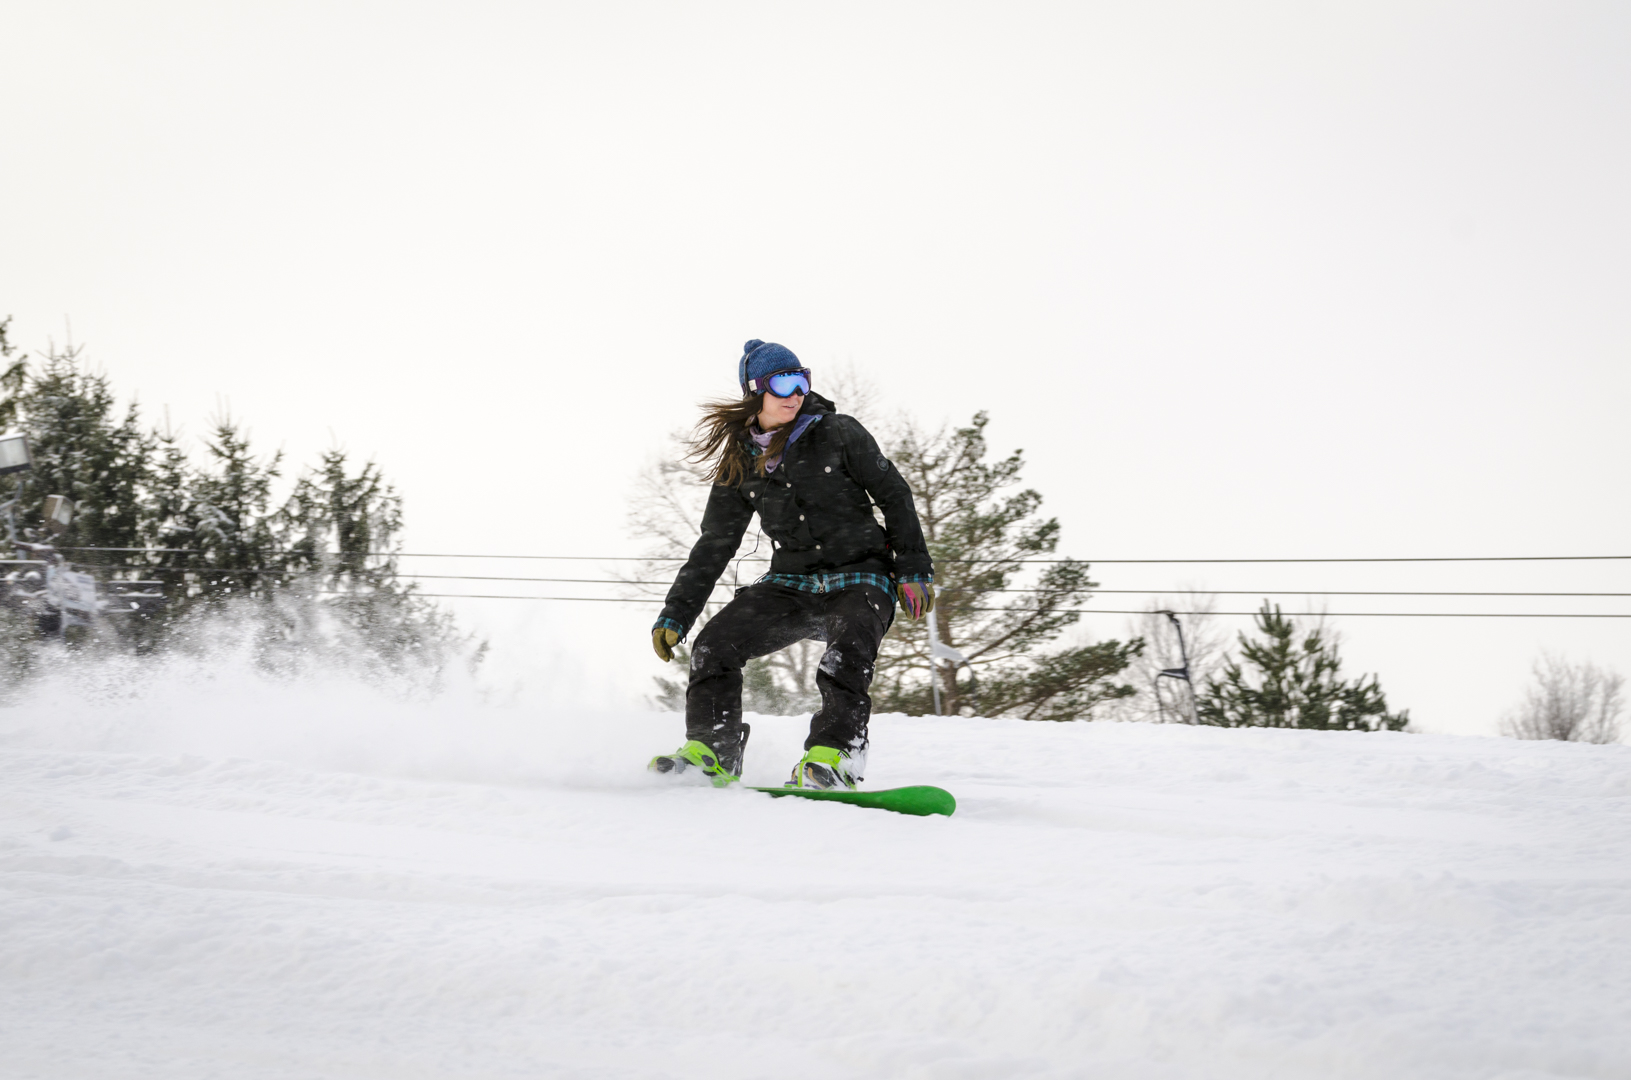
left=43, top=495, right=74, bottom=531
left=0, top=432, right=31, bottom=475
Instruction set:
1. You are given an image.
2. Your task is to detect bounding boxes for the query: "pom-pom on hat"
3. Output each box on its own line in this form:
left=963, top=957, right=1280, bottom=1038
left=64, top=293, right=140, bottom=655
left=738, top=339, right=802, bottom=395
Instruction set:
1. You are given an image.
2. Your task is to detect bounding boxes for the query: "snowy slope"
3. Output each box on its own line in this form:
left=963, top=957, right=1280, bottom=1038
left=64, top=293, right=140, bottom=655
left=2, top=673, right=1629, bottom=1079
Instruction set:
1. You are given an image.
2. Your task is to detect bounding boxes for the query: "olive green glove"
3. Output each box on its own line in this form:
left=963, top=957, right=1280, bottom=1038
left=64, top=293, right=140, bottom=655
left=652, top=626, right=680, bottom=663
left=896, top=580, right=935, bottom=621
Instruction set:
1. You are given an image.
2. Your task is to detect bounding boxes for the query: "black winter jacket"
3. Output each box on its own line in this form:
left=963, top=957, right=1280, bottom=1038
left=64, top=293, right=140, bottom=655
left=659, top=393, right=933, bottom=636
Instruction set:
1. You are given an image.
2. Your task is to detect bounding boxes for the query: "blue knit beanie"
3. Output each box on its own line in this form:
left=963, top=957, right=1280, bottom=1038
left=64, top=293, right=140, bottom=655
left=738, top=339, right=802, bottom=395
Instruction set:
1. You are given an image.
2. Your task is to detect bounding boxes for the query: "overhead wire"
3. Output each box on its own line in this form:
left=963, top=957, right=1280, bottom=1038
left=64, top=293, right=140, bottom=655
left=59, top=547, right=1631, bottom=564
left=398, top=594, right=1631, bottom=617
left=69, top=565, right=1631, bottom=597
left=46, top=548, right=1631, bottom=618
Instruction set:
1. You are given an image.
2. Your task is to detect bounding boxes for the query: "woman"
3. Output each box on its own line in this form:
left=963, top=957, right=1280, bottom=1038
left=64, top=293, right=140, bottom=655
left=648, top=340, right=935, bottom=790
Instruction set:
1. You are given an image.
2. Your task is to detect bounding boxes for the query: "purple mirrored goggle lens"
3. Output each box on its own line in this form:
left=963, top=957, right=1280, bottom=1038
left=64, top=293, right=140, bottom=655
left=755, top=368, right=811, bottom=398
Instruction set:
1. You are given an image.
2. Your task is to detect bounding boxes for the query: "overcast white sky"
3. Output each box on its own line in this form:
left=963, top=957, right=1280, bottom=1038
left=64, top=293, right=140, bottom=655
left=2, top=2, right=1628, bottom=733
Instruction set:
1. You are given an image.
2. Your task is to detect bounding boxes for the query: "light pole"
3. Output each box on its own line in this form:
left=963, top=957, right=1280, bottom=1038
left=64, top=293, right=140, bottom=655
left=925, top=607, right=977, bottom=716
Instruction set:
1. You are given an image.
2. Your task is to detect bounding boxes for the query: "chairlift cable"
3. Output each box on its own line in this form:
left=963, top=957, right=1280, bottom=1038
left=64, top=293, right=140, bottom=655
left=57, top=546, right=1631, bottom=564
left=389, top=594, right=1631, bottom=617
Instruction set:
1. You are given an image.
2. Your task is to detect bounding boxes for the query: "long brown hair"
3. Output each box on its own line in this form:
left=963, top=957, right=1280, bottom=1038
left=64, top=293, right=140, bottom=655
left=687, top=394, right=800, bottom=487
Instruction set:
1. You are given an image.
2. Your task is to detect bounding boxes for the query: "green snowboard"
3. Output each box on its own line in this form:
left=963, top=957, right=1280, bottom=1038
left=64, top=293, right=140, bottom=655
left=748, top=784, right=956, bottom=817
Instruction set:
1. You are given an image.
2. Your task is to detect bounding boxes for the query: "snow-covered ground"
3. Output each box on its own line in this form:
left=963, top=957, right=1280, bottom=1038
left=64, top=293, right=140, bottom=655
left=2, top=665, right=1629, bottom=1079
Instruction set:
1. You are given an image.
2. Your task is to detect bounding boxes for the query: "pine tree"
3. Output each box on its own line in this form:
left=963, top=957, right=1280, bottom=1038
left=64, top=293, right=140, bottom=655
left=1198, top=603, right=1408, bottom=731
left=182, top=416, right=284, bottom=600
left=0, top=318, right=46, bottom=687
left=3, top=340, right=151, bottom=565
left=0, top=317, right=26, bottom=432
left=0, top=321, right=473, bottom=685
left=277, top=449, right=467, bottom=679
left=144, top=422, right=197, bottom=564
left=871, top=412, right=1143, bottom=720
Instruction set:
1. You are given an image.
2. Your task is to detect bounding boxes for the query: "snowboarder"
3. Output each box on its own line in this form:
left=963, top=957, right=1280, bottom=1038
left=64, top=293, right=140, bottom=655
left=649, top=340, right=935, bottom=790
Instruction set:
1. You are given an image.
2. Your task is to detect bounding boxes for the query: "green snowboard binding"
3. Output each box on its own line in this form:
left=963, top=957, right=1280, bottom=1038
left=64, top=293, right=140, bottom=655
left=650, top=739, right=956, bottom=817
left=648, top=739, right=740, bottom=788
left=785, top=745, right=860, bottom=791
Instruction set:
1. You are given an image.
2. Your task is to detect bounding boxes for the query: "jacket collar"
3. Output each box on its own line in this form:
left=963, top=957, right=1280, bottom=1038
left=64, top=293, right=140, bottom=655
left=743, top=392, right=835, bottom=449
left=743, top=393, right=831, bottom=471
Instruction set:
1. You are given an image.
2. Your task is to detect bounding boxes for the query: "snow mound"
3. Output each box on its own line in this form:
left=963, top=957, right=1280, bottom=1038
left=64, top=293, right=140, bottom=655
left=2, top=661, right=1628, bottom=1078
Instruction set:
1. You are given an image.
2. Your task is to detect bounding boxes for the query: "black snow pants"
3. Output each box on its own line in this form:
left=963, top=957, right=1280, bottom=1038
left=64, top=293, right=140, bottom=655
left=685, top=581, right=893, bottom=776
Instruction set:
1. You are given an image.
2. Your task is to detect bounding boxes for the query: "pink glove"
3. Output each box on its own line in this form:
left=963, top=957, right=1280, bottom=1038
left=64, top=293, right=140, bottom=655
left=896, top=581, right=935, bottom=621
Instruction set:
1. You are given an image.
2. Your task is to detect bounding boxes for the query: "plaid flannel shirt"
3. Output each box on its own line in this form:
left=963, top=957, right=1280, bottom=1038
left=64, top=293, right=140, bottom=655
left=653, top=571, right=932, bottom=640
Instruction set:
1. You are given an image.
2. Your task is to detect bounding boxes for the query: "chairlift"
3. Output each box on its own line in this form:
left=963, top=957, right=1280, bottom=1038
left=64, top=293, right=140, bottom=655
left=1154, top=610, right=1200, bottom=724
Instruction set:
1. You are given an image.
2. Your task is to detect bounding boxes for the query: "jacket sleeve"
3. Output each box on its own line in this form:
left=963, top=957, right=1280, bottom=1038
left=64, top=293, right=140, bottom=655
left=657, top=481, right=756, bottom=638
left=836, top=417, right=934, bottom=580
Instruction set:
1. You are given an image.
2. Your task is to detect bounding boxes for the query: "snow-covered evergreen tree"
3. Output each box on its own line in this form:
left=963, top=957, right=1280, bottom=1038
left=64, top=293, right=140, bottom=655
left=276, top=449, right=471, bottom=682
left=0, top=322, right=474, bottom=690
left=1, top=338, right=151, bottom=561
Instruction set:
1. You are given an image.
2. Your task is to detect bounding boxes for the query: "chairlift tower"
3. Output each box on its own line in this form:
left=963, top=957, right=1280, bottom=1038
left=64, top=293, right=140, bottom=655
left=1154, top=610, right=1201, bottom=724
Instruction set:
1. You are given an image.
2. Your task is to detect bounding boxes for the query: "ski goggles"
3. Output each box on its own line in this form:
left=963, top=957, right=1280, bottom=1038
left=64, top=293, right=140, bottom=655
left=748, top=367, right=812, bottom=398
